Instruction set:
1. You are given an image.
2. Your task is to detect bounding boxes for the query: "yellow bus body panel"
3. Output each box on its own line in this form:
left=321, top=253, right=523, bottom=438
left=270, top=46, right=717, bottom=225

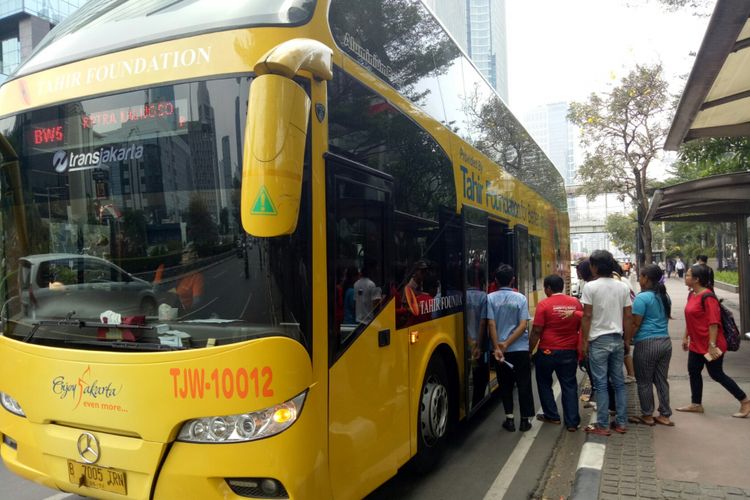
left=0, top=336, right=317, bottom=498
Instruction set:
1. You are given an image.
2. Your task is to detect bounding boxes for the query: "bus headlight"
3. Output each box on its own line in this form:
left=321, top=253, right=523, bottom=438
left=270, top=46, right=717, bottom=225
left=0, top=392, right=26, bottom=417
left=177, top=391, right=306, bottom=443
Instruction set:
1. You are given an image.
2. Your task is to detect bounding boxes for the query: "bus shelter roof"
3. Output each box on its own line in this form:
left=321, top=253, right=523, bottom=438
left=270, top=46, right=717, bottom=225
left=664, top=0, right=750, bottom=150
left=646, top=171, right=750, bottom=223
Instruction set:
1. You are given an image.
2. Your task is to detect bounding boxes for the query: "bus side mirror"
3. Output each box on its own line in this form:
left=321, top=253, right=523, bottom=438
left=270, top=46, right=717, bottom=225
left=241, top=74, right=310, bottom=237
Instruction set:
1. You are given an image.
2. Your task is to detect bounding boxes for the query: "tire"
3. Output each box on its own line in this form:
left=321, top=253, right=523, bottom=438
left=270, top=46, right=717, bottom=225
left=411, top=354, right=451, bottom=473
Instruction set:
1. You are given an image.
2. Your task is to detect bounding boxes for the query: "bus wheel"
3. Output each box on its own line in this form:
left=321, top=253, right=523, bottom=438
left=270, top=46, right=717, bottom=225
left=412, top=355, right=450, bottom=473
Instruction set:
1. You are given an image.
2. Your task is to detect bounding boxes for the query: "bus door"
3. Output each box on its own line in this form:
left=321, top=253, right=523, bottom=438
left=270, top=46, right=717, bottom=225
left=463, top=207, right=489, bottom=414
left=325, top=154, right=409, bottom=499
left=514, top=224, right=530, bottom=296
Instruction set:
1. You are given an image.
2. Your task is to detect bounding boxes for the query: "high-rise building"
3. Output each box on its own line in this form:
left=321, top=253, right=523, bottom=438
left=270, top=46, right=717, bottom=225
left=0, top=1, right=86, bottom=83
left=523, top=102, right=577, bottom=185
left=422, top=0, right=508, bottom=102
left=422, top=0, right=468, bottom=54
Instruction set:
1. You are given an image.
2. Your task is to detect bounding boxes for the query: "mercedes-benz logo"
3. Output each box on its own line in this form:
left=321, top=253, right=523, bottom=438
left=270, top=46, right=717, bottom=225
left=76, top=432, right=100, bottom=464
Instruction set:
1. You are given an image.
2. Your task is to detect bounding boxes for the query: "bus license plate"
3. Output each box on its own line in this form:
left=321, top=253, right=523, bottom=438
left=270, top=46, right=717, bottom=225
left=67, top=459, right=127, bottom=495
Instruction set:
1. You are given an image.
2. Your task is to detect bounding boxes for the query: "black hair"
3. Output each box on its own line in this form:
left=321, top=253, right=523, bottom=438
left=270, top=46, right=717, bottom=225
left=577, top=259, right=594, bottom=282
left=543, top=274, right=564, bottom=293
left=689, top=264, right=714, bottom=290
left=589, top=249, right=615, bottom=277
left=494, top=264, right=515, bottom=287
left=639, top=264, right=671, bottom=318
left=696, top=255, right=708, bottom=264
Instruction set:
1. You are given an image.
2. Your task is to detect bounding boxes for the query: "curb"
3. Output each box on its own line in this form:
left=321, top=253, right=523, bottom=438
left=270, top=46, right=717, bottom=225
left=570, top=413, right=606, bottom=500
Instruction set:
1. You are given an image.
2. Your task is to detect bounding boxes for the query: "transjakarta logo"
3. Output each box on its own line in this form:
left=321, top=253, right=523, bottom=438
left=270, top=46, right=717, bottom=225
left=53, top=144, right=143, bottom=173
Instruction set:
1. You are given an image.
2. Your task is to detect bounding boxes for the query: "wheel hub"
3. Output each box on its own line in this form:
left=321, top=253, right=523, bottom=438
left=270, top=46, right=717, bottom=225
left=420, top=377, right=448, bottom=446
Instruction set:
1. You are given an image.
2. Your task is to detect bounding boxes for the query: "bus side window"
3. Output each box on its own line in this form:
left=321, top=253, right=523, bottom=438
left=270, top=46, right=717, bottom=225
left=330, top=170, right=390, bottom=348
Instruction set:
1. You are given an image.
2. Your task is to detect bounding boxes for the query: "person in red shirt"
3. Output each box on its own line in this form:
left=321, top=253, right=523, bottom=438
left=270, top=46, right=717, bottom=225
left=677, top=264, right=750, bottom=417
left=529, top=274, right=583, bottom=431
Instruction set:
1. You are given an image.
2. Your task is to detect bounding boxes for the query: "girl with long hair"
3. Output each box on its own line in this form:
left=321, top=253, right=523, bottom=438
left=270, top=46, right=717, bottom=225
left=630, top=264, right=674, bottom=426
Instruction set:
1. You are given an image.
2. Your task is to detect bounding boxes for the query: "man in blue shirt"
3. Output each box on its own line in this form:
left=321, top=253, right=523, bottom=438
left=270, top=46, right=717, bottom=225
left=485, top=264, right=533, bottom=432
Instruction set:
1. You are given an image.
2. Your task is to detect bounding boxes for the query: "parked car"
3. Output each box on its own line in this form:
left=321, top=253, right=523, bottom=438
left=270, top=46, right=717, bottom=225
left=19, top=253, right=157, bottom=320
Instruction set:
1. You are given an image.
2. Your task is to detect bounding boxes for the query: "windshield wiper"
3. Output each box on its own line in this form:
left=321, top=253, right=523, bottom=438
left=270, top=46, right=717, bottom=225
left=63, top=339, right=185, bottom=351
left=24, top=311, right=152, bottom=343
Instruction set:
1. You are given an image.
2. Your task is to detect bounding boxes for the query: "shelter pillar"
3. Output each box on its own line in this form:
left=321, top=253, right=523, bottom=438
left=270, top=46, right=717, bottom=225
left=737, top=215, right=749, bottom=336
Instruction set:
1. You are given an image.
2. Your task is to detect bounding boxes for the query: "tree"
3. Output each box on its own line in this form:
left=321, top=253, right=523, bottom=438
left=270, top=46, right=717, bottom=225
left=606, top=212, right=667, bottom=258
left=569, top=64, right=671, bottom=265
left=606, top=213, right=638, bottom=255
left=669, top=137, right=750, bottom=181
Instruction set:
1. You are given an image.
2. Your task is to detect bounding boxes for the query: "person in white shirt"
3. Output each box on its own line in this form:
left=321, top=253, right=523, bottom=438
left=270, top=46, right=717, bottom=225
left=581, top=250, right=634, bottom=436
left=354, top=260, right=382, bottom=323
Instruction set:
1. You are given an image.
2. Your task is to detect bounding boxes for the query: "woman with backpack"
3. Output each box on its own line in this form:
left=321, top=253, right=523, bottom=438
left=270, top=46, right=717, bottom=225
left=677, top=264, right=750, bottom=417
left=630, top=264, right=673, bottom=426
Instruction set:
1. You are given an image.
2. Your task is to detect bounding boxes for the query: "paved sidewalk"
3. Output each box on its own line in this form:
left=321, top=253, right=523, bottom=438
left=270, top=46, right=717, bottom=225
left=572, top=276, right=750, bottom=499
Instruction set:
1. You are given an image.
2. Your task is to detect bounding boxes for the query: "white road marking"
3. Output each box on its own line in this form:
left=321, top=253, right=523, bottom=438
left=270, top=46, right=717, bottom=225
left=482, top=381, right=562, bottom=500
left=576, top=442, right=606, bottom=470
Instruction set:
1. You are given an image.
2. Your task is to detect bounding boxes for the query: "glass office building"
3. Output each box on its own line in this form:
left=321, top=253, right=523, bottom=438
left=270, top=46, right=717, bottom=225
left=0, top=0, right=86, bottom=82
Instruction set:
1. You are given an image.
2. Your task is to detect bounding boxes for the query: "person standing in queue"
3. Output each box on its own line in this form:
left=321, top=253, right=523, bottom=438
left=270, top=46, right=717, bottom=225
left=529, top=274, right=582, bottom=432
left=581, top=250, right=633, bottom=436
left=677, top=264, right=750, bottom=417
left=485, top=264, right=533, bottom=432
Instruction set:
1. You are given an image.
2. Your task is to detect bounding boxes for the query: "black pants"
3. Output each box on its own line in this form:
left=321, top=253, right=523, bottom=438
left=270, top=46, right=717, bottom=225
left=687, top=350, right=747, bottom=404
left=496, top=350, right=535, bottom=418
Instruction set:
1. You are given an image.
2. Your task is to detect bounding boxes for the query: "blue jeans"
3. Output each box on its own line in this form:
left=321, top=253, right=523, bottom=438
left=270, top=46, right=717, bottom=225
left=535, top=349, right=580, bottom=428
left=589, top=334, right=627, bottom=427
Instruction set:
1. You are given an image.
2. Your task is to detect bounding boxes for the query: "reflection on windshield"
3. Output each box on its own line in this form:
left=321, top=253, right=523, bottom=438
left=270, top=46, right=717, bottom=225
left=0, top=77, right=311, bottom=351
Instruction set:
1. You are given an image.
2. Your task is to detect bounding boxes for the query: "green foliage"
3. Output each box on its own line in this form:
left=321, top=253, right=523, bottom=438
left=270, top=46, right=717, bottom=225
left=714, top=270, right=738, bottom=286
left=607, top=212, right=666, bottom=256
left=606, top=213, right=637, bottom=255
left=669, top=137, right=750, bottom=182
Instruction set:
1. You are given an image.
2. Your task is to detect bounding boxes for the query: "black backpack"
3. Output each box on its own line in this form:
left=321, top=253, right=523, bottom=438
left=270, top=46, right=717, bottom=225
left=700, top=292, right=741, bottom=352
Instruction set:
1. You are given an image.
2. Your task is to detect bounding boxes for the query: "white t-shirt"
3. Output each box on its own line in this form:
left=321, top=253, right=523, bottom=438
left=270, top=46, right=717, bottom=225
left=580, top=277, right=632, bottom=340
left=354, top=277, right=382, bottom=322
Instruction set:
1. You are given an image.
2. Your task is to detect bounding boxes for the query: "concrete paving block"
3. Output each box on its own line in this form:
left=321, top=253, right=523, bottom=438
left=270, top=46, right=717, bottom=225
left=638, top=488, right=661, bottom=499
left=661, top=481, right=684, bottom=492
left=725, top=486, right=746, bottom=495
left=662, top=490, right=681, bottom=498
left=620, top=487, right=638, bottom=496
left=600, top=484, right=619, bottom=495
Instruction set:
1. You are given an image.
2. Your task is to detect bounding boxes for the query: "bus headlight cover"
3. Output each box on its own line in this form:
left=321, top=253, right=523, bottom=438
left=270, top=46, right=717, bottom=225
left=0, top=392, right=26, bottom=417
left=178, top=391, right=306, bottom=443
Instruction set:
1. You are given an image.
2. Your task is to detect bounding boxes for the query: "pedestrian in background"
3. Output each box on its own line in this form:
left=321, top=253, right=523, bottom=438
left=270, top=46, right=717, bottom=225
left=581, top=250, right=633, bottom=436
left=486, top=264, right=534, bottom=432
left=677, top=264, right=750, bottom=417
left=675, top=257, right=685, bottom=279
left=630, top=264, right=674, bottom=426
left=530, top=274, right=582, bottom=431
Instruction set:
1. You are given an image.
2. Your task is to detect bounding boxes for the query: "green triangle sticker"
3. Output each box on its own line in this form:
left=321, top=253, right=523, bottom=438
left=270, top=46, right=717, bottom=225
left=251, top=186, right=278, bottom=215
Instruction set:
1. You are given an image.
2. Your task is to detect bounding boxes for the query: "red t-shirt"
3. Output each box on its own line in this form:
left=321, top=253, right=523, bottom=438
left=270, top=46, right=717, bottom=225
left=533, top=294, right=582, bottom=350
left=685, top=289, right=727, bottom=355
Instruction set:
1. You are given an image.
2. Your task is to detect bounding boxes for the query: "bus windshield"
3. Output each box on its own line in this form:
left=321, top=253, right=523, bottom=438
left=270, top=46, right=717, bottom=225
left=15, top=0, right=317, bottom=78
left=0, top=76, right=311, bottom=351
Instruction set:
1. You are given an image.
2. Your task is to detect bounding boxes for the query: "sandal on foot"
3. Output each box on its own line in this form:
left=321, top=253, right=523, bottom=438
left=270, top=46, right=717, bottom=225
left=676, top=404, right=704, bottom=413
left=584, top=424, right=611, bottom=436
left=609, top=422, right=627, bottom=434
left=654, top=415, right=674, bottom=426
left=732, top=400, right=750, bottom=418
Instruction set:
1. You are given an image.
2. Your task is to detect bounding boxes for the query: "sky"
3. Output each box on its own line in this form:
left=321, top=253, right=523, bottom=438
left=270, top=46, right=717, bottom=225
left=506, top=0, right=715, bottom=116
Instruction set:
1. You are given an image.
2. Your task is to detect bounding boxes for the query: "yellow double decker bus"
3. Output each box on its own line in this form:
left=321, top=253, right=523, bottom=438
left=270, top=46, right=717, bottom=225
left=0, top=0, right=569, bottom=498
